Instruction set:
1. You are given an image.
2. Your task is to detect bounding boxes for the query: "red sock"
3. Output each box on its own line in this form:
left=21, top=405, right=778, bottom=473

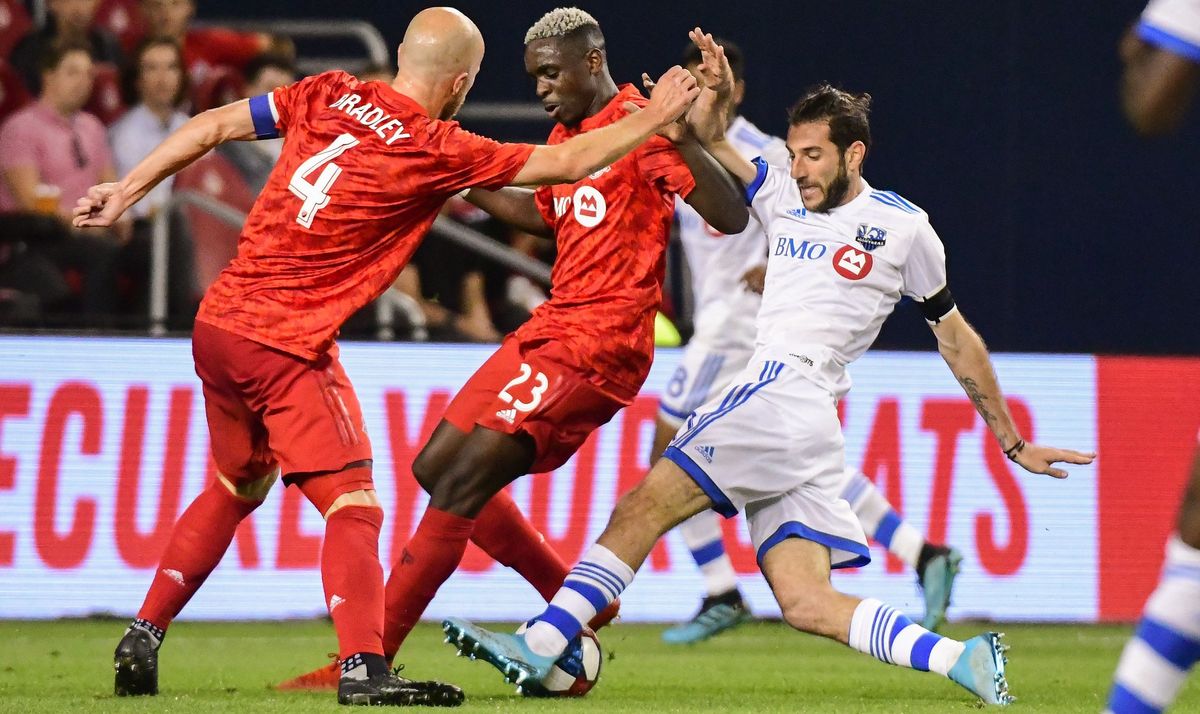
left=136, top=481, right=258, bottom=630
left=472, top=490, right=568, bottom=602
left=383, top=507, right=474, bottom=659
left=322, top=506, right=385, bottom=659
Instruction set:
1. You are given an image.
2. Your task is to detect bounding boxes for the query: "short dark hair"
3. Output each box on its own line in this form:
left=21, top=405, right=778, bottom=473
left=243, top=53, right=296, bottom=86
left=38, top=39, right=92, bottom=74
left=788, top=83, right=872, bottom=154
left=681, top=37, right=744, bottom=82
left=122, top=36, right=189, bottom=107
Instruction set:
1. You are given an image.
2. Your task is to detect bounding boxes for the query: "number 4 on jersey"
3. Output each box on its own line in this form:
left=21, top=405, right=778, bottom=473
left=288, top=133, right=360, bottom=228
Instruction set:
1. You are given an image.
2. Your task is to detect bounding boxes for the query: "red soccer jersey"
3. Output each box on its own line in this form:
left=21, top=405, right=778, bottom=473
left=196, top=71, right=536, bottom=360
left=525, top=84, right=696, bottom=401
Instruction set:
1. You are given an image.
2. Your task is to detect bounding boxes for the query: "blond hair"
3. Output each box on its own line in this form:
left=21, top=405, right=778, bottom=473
left=524, top=7, right=600, bottom=45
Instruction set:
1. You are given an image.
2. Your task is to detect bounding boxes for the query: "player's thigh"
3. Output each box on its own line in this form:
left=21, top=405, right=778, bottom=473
left=1177, top=448, right=1200, bottom=547
left=426, top=425, right=536, bottom=516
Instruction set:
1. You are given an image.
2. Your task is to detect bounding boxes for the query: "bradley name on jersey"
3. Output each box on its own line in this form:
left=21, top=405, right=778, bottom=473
left=326, top=92, right=413, bottom=145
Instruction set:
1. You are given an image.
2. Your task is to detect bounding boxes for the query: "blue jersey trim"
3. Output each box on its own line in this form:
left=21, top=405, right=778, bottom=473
left=663, top=446, right=737, bottom=518
left=756, top=521, right=871, bottom=570
left=870, top=191, right=919, bottom=214
left=690, top=539, right=726, bottom=567
left=1138, top=21, right=1200, bottom=63
left=249, top=94, right=279, bottom=139
left=745, top=156, right=770, bottom=205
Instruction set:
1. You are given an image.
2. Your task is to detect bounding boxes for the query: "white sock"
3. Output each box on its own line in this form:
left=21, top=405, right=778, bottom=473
left=842, top=471, right=924, bottom=568
left=524, top=544, right=635, bottom=658
left=1107, top=535, right=1200, bottom=713
left=679, top=511, right=738, bottom=597
left=847, top=598, right=964, bottom=676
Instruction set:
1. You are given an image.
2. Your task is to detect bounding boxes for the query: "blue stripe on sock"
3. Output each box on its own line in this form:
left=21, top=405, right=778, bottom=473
left=1138, top=618, right=1200, bottom=671
left=870, top=607, right=886, bottom=660
left=874, top=511, right=902, bottom=547
left=568, top=572, right=618, bottom=601
left=574, top=561, right=627, bottom=593
left=888, top=612, right=914, bottom=651
left=909, top=631, right=941, bottom=672
left=563, top=580, right=610, bottom=613
left=571, top=563, right=624, bottom=598
left=1108, top=682, right=1163, bottom=714
left=538, top=605, right=584, bottom=643
left=691, top=539, right=726, bottom=567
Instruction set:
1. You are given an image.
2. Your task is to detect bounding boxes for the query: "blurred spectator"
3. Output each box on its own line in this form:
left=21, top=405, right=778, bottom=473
left=140, top=0, right=294, bottom=86
left=109, top=36, right=196, bottom=323
left=10, top=0, right=125, bottom=95
left=215, top=53, right=294, bottom=190
left=0, top=41, right=122, bottom=318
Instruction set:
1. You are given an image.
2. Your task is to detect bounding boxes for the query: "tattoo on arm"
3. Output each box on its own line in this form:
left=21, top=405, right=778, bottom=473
left=957, top=375, right=997, bottom=427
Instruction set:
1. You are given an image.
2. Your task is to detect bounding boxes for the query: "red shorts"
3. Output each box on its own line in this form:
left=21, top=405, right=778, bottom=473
left=192, top=320, right=374, bottom=491
left=443, top=335, right=628, bottom=473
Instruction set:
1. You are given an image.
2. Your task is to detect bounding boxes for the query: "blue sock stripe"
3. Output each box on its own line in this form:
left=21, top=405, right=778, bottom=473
left=567, top=571, right=619, bottom=601
left=870, top=607, right=888, bottom=661
left=1108, top=683, right=1163, bottom=714
left=909, top=631, right=941, bottom=672
left=538, top=605, right=584, bottom=643
left=574, top=561, right=628, bottom=592
left=874, top=511, right=902, bottom=547
left=840, top=473, right=869, bottom=503
left=563, top=580, right=610, bottom=613
left=1138, top=618, right=1200, bottom=671
left=887, top=612, right=914, bottom=651
left=571, top=563, right=625, bottom=598
left=691, top=539, right=726, bottom=567
left=867, top=607, right=882, bottom=659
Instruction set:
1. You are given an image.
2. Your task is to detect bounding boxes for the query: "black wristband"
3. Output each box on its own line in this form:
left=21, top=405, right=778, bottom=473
left=1004, top=438, right=1026, bottom=461
left=919, top=285, right=956, bottom=324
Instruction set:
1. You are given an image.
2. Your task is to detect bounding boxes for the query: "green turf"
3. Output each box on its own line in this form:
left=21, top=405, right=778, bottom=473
left=0, top=619, right=1193, bottom=712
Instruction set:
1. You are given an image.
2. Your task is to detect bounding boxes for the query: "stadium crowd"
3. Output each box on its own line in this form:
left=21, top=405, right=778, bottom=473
left=0, top=0, right=550, bottom=338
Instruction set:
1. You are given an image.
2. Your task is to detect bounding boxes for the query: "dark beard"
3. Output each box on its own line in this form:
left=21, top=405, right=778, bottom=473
left=810, top=158, right=850, bottom=213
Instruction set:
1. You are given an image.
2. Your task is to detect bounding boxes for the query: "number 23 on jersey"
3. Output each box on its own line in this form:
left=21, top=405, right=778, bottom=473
left=499, top=363, right=550, bottom=413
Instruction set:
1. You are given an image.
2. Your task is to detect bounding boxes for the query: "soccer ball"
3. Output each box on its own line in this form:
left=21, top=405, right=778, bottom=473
left=514, top=624, right=602, bottom=697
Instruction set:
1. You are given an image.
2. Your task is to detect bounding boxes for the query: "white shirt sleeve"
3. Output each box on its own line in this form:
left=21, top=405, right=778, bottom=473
left=746, top=159, right=791, bottom=233
left=1139, top=0, right=1200, bottom=62
left=900, top=216, right=949, bottom=300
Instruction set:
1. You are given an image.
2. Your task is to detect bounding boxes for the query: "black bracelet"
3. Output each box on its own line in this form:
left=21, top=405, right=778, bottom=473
left=1004, top=438, right=1026, bottom=461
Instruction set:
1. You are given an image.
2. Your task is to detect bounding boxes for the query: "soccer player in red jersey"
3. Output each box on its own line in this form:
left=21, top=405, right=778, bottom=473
left=279, top=8, right=748, bottom=691
left=72, top=7, right=704, bottom=706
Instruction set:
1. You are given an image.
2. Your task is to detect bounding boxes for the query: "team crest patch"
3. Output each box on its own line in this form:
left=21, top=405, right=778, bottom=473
left=856, top=224, right=887, bottom=251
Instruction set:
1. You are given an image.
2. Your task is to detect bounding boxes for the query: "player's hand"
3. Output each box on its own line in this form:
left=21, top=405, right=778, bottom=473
left=638, top=73, right=694, bottom=143
left=644, top=65, right=700, bottom=128
left=740, top=264, right=766, bottom=294
left=72, top=183, right=130, bottom=228
left=685, top=27, right=735, bottom=144
left=1009, top=441, right=1096, bottom=479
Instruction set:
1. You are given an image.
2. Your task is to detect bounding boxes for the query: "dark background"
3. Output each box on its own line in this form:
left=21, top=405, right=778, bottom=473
left=206, top=0, right=1199, bottom=355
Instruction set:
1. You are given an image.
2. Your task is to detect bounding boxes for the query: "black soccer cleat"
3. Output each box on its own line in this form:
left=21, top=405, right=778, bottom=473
left=392, top=666, right=465, bottom=707
left=339, top=670, right=456, bottom=706
left=113, top=628, right=158, bottom=696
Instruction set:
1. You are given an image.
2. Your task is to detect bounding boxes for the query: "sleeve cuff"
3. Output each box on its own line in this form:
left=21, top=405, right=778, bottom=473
left=745, top=156, right=770, bottom=205
left=1137, top=20, right=1200, bottom=63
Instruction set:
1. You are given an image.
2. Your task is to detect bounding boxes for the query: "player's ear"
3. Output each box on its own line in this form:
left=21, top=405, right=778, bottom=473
left=585, top=48, right=604, bottom=75
left=450, top=71, right=469, bottom=97
left=846, top=140, right=867, bottom=173
left=732, top=79, right=746, bottom=106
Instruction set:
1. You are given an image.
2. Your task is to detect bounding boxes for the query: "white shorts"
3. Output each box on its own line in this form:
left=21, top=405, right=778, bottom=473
left=658, top=342, right=754, bottom=428
left=663, top=355, right=869, bottom=570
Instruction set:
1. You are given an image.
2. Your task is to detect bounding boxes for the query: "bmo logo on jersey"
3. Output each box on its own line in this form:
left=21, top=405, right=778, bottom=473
left=774, top=237, right=828, bottom=261
left=573, top=186, right=606, bottom=228
left=833, top=245, right=873, bottom=280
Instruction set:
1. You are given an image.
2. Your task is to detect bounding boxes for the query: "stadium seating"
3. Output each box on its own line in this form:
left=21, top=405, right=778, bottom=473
left=191, top=65, right=246, bottom=114
left=0, top=56, right=30, bottom=125
left=0, top=0, right=32, bottom=59
left=173, top=150, right=256, bottom=292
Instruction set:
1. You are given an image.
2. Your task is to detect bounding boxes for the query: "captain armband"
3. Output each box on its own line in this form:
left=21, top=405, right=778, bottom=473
left=918, top=285, right=957, bottom=324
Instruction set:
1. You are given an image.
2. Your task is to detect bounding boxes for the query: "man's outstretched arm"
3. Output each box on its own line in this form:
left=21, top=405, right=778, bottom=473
left=464, top=188, right=553, bottom=238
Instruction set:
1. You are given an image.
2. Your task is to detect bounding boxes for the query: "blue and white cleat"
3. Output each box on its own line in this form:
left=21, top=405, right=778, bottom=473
left=919, top=546, right=963, bottom=632
left=948, top=632, right=1013, bottom=706
left=441, top=618, right=557, bottom=687
left=662, top=601, right=751, bottom=645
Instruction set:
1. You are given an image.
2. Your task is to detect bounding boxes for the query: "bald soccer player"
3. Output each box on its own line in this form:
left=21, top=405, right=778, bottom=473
left=81, top=7, right=703, bottom=707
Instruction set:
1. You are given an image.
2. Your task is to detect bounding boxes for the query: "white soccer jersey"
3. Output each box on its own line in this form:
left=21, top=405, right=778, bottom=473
left=1139, top=0, right=1200, bottom=62
left=674, top=116, right=789, bottom=351
left=747, top=160, right=950, bottom=397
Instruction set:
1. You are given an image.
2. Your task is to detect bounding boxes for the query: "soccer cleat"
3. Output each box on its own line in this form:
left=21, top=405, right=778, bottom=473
left=441, top=617, right=557, bottom=686
left=393, top=665, right=465, bottom=707
left=275, top=653, right=339, bottom=691
left=918, top=546, right=963, bottom=632
left=662, top=592, right=751, bottom=644
left=948, top=632, right=1014, bottom=706
left=113, top=627, right=158, bottom=696
left=588, top=597, right=621, bottom=631
left=337, top=671, right=426, bottom=706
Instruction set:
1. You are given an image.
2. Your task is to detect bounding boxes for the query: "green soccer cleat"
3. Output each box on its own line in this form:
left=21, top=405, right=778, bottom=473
left=918, top=546, right=962, bottom=632
left=441, top=618, right=557, bottom=688
left=662, top=594, right=752, bottom=645
left=948, top=632, right=1013, bottom=706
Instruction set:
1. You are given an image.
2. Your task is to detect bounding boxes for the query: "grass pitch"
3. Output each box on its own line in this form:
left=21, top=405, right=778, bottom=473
left=0, top=619, right=1193, bottom=712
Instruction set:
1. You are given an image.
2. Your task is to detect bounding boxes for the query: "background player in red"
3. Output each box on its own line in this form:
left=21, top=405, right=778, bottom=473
left=72, top=6, right=704, bottom=706
left=280, top=8, right=748, bottom=690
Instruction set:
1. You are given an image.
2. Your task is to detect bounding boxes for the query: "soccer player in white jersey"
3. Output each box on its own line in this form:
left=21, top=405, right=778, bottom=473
left=1106, top=2, right=1200, bottom=712
left=440, top=29, right=1096, bottom=707
left=662, top=38, right=965, bottom=645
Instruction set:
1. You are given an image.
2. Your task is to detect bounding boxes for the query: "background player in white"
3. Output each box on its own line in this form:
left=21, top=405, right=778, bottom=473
left=661, top=38, right=964, bottom=644
left=1106, top=1, right=1200, bottom=712
left=441, top=30, right=1095, bottom=707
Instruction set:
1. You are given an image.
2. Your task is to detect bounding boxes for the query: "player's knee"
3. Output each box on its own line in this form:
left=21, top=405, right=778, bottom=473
left=610, top=481, right=675, bottom=536
left=778, top=585, right=836, bottom=634
left=427, top=459, right=495, bottom=516
left=411, top=447, right=441, bottom=493
left=324, top=488, right=382, bottom=519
